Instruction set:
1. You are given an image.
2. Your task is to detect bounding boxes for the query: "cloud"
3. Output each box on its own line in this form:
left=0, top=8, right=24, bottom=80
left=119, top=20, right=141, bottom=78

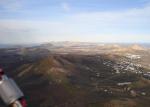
left=0, top=3, right=150, bottom=43
left=69, top=5, right=150, bottom=25
left=0, top=0, right=22, bottom=11
left=0, top=20, right=75, bottom=43
left=61, top=2, right=70, bottom=12
left=0, top=19, right=149, bottom=43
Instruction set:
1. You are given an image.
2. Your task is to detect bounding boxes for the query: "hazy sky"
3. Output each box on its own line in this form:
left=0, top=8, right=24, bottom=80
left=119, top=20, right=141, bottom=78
left=0, top=0, right=150, bottom=44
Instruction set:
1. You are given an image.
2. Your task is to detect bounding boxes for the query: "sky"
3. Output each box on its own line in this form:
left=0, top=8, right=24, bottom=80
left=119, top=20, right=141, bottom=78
left=0, top=0, right=150, bottom=44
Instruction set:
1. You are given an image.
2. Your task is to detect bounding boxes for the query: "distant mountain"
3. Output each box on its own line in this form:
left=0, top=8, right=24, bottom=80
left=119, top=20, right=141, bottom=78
left=129, top=44, right=146, bottom=50
left=0, top=44, right=13, bottom=48
left=0, top=43, right=41, bottom=49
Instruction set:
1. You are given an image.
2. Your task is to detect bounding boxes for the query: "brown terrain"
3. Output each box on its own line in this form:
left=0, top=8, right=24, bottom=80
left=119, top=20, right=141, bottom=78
left=0, top=42, right=150, bottom=107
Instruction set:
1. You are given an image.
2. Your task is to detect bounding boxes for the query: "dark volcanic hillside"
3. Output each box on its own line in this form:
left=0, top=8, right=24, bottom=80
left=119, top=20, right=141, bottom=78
left=0, top=44, right=150, bottom=107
